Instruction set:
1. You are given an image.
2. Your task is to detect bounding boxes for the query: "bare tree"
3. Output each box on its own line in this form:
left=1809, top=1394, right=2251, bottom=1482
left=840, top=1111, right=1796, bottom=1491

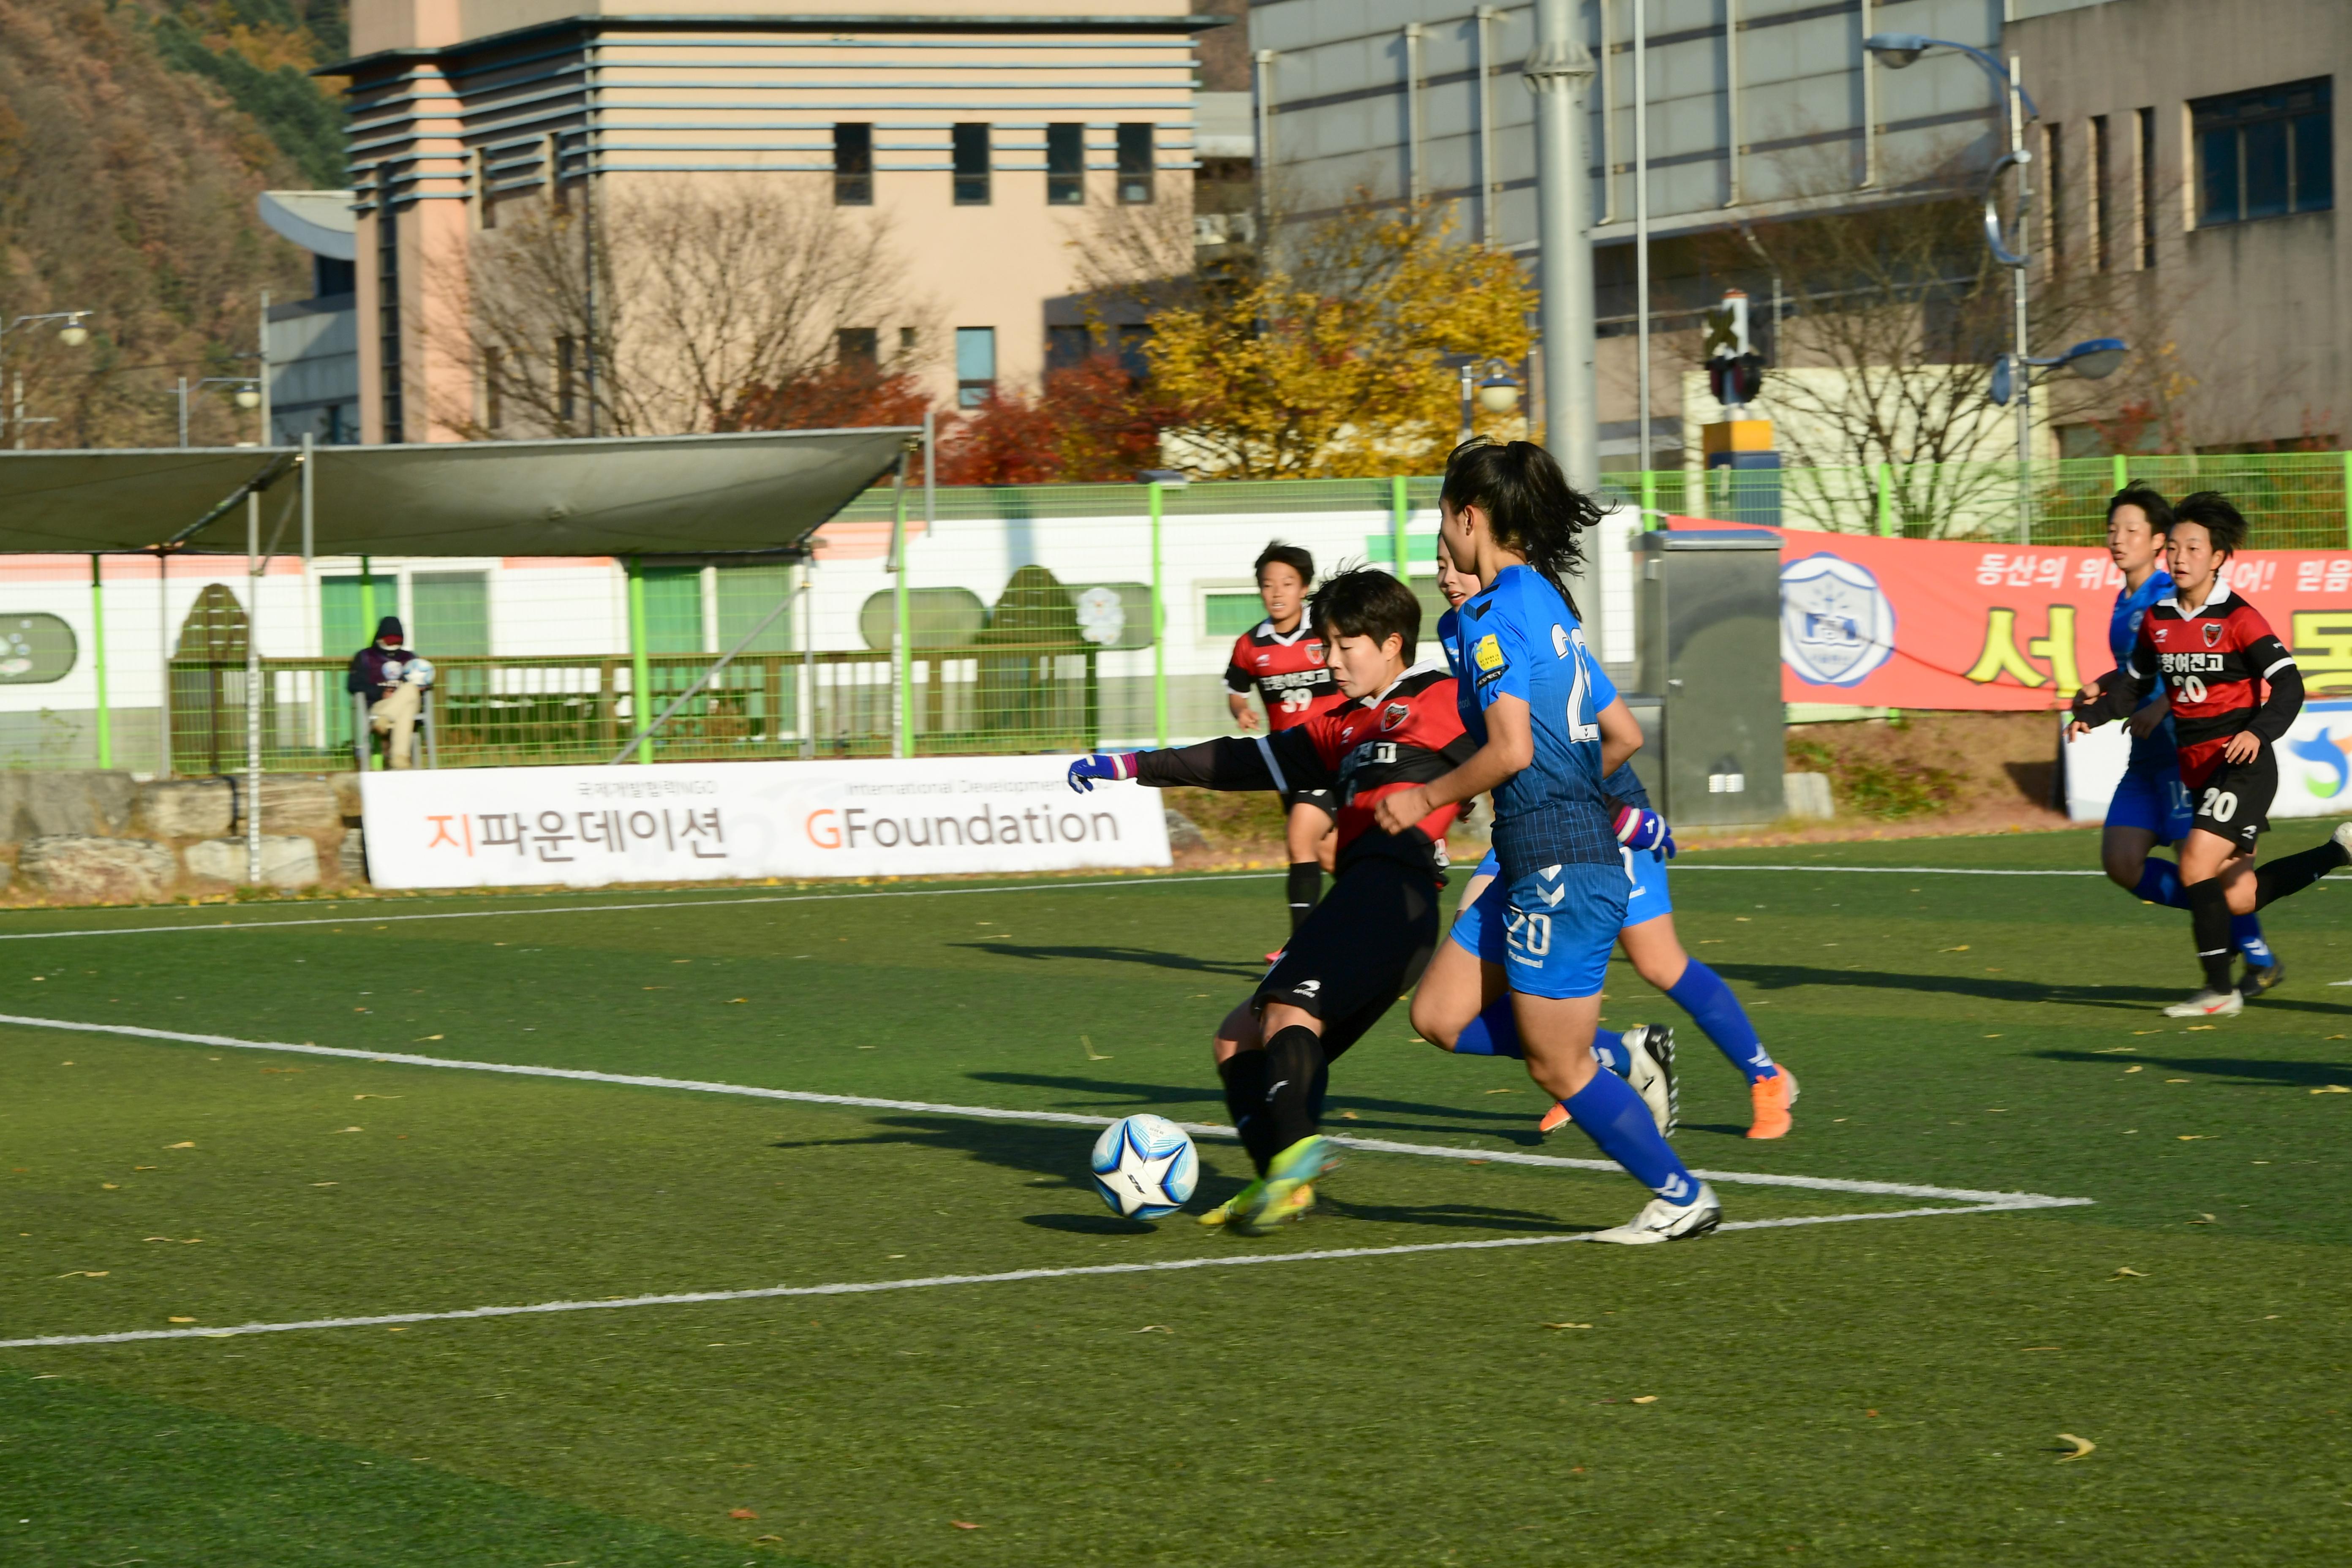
left=433, top=181, right=935, bottom=439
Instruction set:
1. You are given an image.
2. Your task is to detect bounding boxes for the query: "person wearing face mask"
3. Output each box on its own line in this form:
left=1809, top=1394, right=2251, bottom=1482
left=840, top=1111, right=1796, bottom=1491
left=348, top=615, right=426, bottom=769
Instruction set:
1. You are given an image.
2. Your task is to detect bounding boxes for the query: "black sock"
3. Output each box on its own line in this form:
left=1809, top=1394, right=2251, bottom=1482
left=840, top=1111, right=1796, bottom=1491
left=1218, top=1051, right=1282, bottom=1173
left=2254, top=838, right=2351, bottom=908
left=1261, top=1024, right=1326, bottom=1152
left=1285, top=862, right=1322, bottom=935
left=2186, top=877, right=2236, bottom=992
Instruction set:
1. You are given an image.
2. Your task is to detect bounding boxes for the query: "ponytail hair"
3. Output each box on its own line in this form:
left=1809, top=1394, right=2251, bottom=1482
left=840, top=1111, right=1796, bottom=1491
left=1438, top=438, right=1603, bottom=618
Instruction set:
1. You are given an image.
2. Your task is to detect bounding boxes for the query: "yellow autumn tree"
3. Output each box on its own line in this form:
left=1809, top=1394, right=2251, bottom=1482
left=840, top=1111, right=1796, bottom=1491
left=1145, top=202, right=1535, bottom=479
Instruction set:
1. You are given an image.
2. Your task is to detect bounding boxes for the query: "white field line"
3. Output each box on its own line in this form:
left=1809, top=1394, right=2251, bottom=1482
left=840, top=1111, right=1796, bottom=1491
left=0, top=871, right=1284, bottom=943
left=0, top=1013, right=2093, bottom=1212
left=0, top=1201, right=2060, bottom=1353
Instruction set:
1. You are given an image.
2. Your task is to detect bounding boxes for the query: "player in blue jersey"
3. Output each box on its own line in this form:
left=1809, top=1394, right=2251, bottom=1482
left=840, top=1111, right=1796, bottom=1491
left=1417, top=531, right=1798, bottom=1138
left=2068, top=485, right=2282, bottom=995
left=1376, top=439, right=1719, bottom=1244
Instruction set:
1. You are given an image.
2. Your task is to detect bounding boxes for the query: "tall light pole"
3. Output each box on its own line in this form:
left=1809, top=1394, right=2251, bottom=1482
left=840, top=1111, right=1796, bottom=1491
left=1866, top=34, right=2041, bottom=540
left=0, top=310, right=94, bottom=449
left=178, top=377, right=263, bottom=447
left=1525, top=0, right=1598, bottom=496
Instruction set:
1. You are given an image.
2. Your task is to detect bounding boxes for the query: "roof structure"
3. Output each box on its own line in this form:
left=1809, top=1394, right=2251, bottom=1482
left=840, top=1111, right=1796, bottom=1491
left=0, top=428, right=916, bottom=558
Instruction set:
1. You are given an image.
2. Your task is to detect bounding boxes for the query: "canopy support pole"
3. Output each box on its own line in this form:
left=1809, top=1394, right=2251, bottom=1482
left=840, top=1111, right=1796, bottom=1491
left=798, top=556, right=815, bottom=759
left=156, top=549, right=171, bottom=777
left=887, top=447, right=910, bottom=760
left=609, top=576, right=798, bottom=765
left=89, top=555, right=109, bottom=770
left=246, top=492, right=263, bottom=885
left=626, top=558, right=653, bottom=764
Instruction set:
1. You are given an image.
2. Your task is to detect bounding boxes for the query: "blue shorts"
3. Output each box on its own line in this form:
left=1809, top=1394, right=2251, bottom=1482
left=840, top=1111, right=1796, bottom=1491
left=1447, top=860, right=1626, bottom=1000
left=2108, top=762, right=2194, bottom=844
left=1451, top=847, right=1664, bottom=958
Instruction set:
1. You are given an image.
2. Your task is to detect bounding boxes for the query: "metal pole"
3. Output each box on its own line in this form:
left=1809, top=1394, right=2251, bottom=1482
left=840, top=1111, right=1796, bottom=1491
left=2011, top=53, right=2032, bottom=545
left=1723, top=0, right=1741, bottom=207
left=582, top=41, right=601, bottom=438
left=1858, top=0, right=1879, bottom=188
left=1598, top=0, right=1616, bottom=225
left=1527, top=0, right=1601, bottom=642
left=90, top=555, right=110, bottom=769
left=258, top=289, right=272, bottom=445
left=890, top=451, right=910, bottom=758
left=1253, top=50, right=1277, bottom=251
left=1391, top=474, right=1411, bottom=581
left=1475, top=8, right=1499, bottom=243
left=1404, top=22, right=1425, bottom=207
left=1149, top=479, right=1168, bottom=747
left=798, top=556, right=816, bottom=759
left=246, top=492, right=262, bottom=885
left=1634, top=0, right=1652, bottom=476
left=156, top=549, right=172, bottom=776
left=626, top=559, right=653, bottom=763
left=1459, top=362, right=1475, bottom=444
left=177, top=377, right=189, bottom=449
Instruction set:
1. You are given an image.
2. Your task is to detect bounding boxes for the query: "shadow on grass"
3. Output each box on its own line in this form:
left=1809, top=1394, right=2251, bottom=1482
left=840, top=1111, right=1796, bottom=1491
left=1709, top=961, right=2352, bottom=1016
left=2036, top=1049, right=2352, bottom=1088
left=965, top=1068, right=1543, bottom=1140
left=951, top=942, right=1269, bottom=980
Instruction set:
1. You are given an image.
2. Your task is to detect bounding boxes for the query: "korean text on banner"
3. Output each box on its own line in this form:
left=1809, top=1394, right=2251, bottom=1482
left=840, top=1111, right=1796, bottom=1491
left=1687, top=520, right=2352, bottom=711
left=358, top=757, right=1172, bottom=890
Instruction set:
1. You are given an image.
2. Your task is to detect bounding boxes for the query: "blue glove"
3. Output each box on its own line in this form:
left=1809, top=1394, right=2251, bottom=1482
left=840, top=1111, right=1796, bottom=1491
left=1067, top=752, right=1140, bottom=793
left=1613, top=804, right=1676, bottom=858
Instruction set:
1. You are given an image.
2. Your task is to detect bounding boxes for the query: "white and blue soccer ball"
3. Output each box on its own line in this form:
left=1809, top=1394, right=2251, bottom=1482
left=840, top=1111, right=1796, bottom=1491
left=1089, top=1114, right=1198, bottom=1220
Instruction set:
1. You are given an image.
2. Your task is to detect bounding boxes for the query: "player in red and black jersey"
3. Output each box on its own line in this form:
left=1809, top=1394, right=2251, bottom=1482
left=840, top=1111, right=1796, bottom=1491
left=2075, top=492, right=2352, bottom=1015
left=1071, top=568, right=1473, bottom=1232
left=1223, top=542, right=1349, bottom=940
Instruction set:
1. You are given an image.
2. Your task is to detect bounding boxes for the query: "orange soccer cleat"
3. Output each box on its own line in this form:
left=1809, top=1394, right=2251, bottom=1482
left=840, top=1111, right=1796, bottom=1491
left=1746, top=1065, right=1799, bottom=1139
left=1537, top=1100, right=1570, bottom=1135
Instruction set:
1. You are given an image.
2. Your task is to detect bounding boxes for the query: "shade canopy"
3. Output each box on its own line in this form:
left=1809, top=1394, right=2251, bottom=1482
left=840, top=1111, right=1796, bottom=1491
left=0, top=428, right=917, bottom=557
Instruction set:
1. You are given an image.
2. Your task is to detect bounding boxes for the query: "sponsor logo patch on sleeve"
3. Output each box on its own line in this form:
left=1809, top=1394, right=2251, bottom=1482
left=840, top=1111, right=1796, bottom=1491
left=1473, top=634, right=1505, bottom=674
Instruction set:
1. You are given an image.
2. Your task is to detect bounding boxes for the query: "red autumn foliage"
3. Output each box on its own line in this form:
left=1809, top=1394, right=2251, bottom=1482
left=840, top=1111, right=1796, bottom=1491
left=935, top=353, right=1175, bottom=485
left=722, top=365, right=934, bottom=432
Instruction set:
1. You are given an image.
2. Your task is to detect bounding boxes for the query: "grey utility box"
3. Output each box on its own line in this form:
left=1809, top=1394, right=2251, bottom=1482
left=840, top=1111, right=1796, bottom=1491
left=1632, top=529, right=1784, bottom=826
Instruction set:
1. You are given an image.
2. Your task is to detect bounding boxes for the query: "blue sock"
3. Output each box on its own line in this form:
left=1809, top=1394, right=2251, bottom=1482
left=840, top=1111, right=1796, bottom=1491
left=1665, top=961, right=1776, bottom=1084
left=2233, top=916, right=2273, bottom=966
left=1451, top=998, right=1524, bottom=1059
left=1557, top=1070, right=1701, bottom=1203
left=2132, top=859, right=2188, bottom=909
left=1590, top=1033, right=1626, bottom=1075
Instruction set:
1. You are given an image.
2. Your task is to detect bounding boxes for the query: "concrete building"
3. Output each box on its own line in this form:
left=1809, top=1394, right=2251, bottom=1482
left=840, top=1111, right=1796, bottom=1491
left=257, top=191, right=364, bottom=446
left=327, top=1, right=1222, bottom=443
left=2012, top=0, right=2346, bottom=451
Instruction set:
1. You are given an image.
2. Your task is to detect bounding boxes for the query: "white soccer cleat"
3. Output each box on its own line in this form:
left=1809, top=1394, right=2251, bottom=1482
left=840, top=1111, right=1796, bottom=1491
left=1620, top=1025, right=1678, bottom=1136
left=2334, top=820, right=2352, bottom=858
left=2162, top=987, right=2243, bottom=1018
left=1588, top=1181, right=1721, bottom=1245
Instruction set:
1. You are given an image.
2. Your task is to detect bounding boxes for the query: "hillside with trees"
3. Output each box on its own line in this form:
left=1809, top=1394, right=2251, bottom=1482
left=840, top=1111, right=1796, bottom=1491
left=0, top=1, right=345, bottom=448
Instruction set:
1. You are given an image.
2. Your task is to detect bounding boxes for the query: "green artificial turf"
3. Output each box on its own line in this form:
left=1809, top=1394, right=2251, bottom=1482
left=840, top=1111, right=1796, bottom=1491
left=4, top=825, right=2351, bottom=1565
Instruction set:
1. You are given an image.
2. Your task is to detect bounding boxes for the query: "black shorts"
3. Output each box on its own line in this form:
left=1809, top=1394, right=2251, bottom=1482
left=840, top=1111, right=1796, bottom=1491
left=1256, top=855, right=1441, bottom=1060
left=1283, top=785, right=1335, bottom=818
left=2190, top=746, right=2276, bottom=851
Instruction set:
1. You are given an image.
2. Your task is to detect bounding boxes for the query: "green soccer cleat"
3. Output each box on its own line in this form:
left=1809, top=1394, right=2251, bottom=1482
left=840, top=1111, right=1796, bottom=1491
left=1228, top=1135, right=1339, bottom=1236
left=1198, top=1178, right=1267, bottom=1227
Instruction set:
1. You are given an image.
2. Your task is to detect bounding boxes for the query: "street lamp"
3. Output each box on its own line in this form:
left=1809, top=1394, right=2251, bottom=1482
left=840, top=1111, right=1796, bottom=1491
left=177, top=376, right=264, bottom=447
left=1454, top=358, right=1523, bottom=442
left=1864, top=33, right=2052, bottom=542
left=0, top=310, right=95, bottom=449
left=1989, top=337, right=2129, bottom=407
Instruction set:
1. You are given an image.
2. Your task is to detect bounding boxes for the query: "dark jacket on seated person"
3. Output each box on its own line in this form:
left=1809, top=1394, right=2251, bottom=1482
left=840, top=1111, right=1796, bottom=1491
left=347, top=616, right=414, bottom=702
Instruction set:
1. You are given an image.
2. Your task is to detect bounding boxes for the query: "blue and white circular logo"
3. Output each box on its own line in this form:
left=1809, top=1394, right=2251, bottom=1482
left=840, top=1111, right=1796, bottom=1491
left=1780, top=553, right=1895, bottom=687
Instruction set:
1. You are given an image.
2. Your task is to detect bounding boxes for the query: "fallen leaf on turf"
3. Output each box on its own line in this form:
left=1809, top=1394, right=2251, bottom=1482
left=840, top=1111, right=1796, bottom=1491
left=729, top=998, right=748, bottom=1004
left=165, top=1141, right=194, bottom=1149
left=334, top=1127, right=363, bottom=1133
left=100, top=1182, right=118, bottom=1189
left=353, top=1094, right=400, bottom=1101
left=2124, top=1065, right=2144, bottom=1074
left=1338, top=1110, right=1359, bottom=1120
left=2055, top=1433, right=2096, bottom=1462
left=951, top=1521, right=981, bottom=1530
left=1081, top=1035, right=1111, bottom=1062
left=2178, top=1135, right=2212, bottom=1141
left=2191, top=1213, right=2217, bottom=1224
left=2098, top=1046, right=2141, bottom=1054
left=2313, top=1085, right=2352, bottom=1094
left=169, top=1316, right=195, bottom=1323
left=1135, top=1324, right=1173, bottom=1334
left=414, top=1035, right=442, bottom=1042
left=1983, top=1034, right=2002, bottom=1039
left=1941, top=945, right=1970, bottom=952
left=2186, top=1025, right=2216, bottom=1032
left=1484, top=1087, right=1519, bottom=1094
left=752, top=1537, right=783, bottom=1545
left=1631, top=1395, right=1658, bottom=1404
left=729, top=1508, right=758, bottom=1520
left=2112, top=1267, right=2148, bottom=1279
left=1865, top=1409, right=1880, bottom=1416
left=1541, top=1323, right=1592, bottom=1330
left=56, top=1270, right=107, bottom=1278
left=2166, top=1078, right=2192, bottom=1083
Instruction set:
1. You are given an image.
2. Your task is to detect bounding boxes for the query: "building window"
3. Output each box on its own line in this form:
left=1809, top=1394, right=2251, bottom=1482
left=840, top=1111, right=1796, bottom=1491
left=834, top=123, right=873, bottom=206
left=838, top=327, right=879, bottom=370
left=473, top=149, right=498, bottom=231
left=411, top=571, right=491, bottom=656
left=376, top=167, right=403, bottom=444
left=2193, top=77, right=2332, bottom=226
left=1047, top=123, right=1085, bottom=205
left=1116, top=123, right=1154, bottom=204
left=1116, top=324, right=1152, bottom=378
left=640, top=566, right=705, bottom=654
left=2089, top=114, right=2110, bottom=271
left=2137, top=107, right=2157, bottom=267
left=556, top=334, right=577, bottom=426
left=1046, top=324, right=1090, bottom=372
left=544, top=133, right=569, bottom=211
left=955, top=327, right=996, bottom=407
left=899, top=326, right=918, bottom=356
left=953, top=124, right=991, bottom=205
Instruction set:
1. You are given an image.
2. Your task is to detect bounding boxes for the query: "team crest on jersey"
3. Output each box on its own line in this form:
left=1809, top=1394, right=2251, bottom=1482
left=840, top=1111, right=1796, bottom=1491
left=2204, top=622, right=2224, bottom=647
left=1307, top=643, right=1326, bottom=665
left=1255, top=653, right=1271, bottom=667
left=1382, top=701, right=1410, bottom=731
left=1473, top=634, right=1504, bottom=672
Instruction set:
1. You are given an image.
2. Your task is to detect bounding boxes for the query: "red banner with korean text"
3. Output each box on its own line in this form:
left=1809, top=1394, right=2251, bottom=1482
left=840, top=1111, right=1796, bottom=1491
left=1666, top=520, right=2352, bottom=709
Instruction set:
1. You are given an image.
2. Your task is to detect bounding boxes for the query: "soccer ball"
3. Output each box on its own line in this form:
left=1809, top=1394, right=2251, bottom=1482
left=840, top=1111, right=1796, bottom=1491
left=1089, top=1114, right=1198, bottom=1220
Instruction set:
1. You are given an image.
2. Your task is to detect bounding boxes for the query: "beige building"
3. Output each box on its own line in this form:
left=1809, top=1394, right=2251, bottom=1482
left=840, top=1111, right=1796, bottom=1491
left=332, top=1, right=1218, bottom=443
left=2013, top=0, right=2346, bottom=452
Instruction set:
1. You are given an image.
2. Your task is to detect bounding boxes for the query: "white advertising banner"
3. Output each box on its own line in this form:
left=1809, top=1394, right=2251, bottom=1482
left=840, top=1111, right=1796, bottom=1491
left=357, top=756, right=1171, bottom=890
left=2062, top=700, right=2352, bottom=823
